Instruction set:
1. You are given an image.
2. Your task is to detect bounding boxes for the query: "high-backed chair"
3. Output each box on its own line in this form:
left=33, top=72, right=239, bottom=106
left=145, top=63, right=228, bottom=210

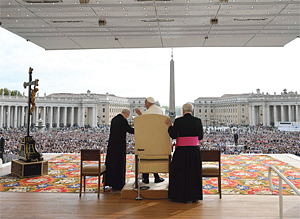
left=134, top=114, right=172, bottom=188
left=79, top=149, right=106, bottom=198
left=201, top=149, right=222, bottom=199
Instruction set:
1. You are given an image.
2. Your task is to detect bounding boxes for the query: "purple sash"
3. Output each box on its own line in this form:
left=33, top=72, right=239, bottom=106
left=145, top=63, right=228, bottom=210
left=176, top=137, right=199, bottom=149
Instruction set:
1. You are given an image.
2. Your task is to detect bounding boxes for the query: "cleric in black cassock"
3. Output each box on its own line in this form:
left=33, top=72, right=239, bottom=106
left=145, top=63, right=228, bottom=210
left=105, top=109, right=134, bottom=191
left=0, top=132, right=5, bottom=162
left=165, top=103, right=204, bottom=202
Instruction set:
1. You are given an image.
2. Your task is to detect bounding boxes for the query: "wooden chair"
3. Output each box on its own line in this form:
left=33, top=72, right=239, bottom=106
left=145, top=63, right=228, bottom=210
left=79, top=149, right=106, bottom=198
left=134, top=114, right=172, bottom=188
left=201, top=149, right=222, bottom=199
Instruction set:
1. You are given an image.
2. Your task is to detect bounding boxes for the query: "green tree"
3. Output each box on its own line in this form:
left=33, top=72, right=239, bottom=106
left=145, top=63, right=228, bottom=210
left=0, top=88, right=9, bottom=95
left=0, top=88, right=23, bottom=96
left=11, top=90, right=22, bottom=96
left=162, top=106, right=169, bottom=111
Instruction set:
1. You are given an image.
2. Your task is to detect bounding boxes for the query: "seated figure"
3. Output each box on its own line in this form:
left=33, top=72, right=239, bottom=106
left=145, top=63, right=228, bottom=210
left=134, top=114, right=171, bottom=187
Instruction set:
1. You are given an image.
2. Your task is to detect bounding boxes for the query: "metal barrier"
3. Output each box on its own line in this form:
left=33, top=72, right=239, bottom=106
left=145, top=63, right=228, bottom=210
left=268, top=166, right=300, bottom=219
left=3, top=153, right=19, bottom=163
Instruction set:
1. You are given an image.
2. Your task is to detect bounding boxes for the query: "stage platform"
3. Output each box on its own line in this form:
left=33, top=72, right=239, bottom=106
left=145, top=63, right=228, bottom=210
left=121, top=178, right=169, bottom=199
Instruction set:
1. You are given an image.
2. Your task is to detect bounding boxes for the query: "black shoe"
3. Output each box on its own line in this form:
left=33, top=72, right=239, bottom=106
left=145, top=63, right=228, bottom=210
left=154, top=177, right=165, bottom=183
left=142, top=179, right=149, bottom=184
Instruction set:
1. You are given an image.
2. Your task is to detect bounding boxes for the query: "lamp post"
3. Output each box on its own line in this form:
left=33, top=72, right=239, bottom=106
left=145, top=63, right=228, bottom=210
left=97, top=116, right=101, bottom=127
left=204, top=117, right=209, bottom=132
left=211, top=117, right=218, bottom=133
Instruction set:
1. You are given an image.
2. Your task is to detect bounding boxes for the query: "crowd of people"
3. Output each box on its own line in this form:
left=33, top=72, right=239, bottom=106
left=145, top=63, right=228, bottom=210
left=1, top=126, right=135, bottom=156
left=201, top=126, right=300, bottom=156
left=1, top=125, right=300, bottom=157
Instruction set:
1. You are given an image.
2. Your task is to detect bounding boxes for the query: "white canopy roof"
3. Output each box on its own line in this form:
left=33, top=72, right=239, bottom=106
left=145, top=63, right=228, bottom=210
left=1, top=0, right=299, bottom=50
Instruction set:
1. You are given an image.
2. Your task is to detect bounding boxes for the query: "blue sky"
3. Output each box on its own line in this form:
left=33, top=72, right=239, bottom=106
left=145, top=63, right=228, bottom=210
left=1, top=27, right=299, bottom=106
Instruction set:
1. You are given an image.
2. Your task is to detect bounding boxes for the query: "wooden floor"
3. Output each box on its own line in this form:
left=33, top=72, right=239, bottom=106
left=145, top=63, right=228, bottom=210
left=0, top=192, right=299, bottom=219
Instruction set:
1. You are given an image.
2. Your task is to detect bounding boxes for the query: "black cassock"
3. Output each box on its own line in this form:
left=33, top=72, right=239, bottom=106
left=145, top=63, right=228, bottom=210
left=167, top=113, right=204, bottom=202
left=0, top=136, right=5, bottom=161
left=105, top=114, right=134, bottom=190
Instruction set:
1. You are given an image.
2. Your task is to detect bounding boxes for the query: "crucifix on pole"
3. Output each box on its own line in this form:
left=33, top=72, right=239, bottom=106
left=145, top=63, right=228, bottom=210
left=23, top=67, right=39, bottom=136
left=19, top=67, right=43, bottom=162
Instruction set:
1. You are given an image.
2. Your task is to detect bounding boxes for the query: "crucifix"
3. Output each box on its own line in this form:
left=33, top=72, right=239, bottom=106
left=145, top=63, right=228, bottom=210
left=23, top=67, right=39, bottom=136
left=19, top=67, right=43, bottom=162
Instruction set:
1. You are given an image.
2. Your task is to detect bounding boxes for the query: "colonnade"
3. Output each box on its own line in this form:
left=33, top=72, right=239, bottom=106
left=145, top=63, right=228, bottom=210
left=0, top=105, right=98, bottom=129
left=249, top=104, right=300, bottom=126
left=0, top=105, right=27, bottom=128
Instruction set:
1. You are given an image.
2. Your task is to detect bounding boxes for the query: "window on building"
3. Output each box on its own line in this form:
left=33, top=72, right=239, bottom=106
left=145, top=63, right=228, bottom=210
left=205, top=109, right=207, bottom=113
left=103, top=108, right=105, bottom=113
left=242, top=108, right=245, bottom=114
left=199, top=109, right=201, bottom=113
left=211, top=109, right=213, bottom=113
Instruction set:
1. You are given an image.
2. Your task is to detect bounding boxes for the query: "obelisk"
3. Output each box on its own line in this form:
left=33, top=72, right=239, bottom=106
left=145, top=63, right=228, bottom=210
left=169, top=49, right=176, bottom=123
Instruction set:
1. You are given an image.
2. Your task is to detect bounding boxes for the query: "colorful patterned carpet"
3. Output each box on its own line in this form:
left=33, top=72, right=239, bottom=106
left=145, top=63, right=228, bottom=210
left=0, top=154, right=299, bottom=195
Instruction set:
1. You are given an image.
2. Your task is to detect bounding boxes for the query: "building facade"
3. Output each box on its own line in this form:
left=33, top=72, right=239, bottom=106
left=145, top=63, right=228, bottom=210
left=194, top=89, right=300, bottom=127
left=0, top=91, right=159, bottom=128
left=1, top=89, right=299, bottom=128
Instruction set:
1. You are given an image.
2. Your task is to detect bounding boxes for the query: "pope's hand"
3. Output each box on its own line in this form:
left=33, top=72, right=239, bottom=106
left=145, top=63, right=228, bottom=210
left=135, top=108, right=142, bottom=115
